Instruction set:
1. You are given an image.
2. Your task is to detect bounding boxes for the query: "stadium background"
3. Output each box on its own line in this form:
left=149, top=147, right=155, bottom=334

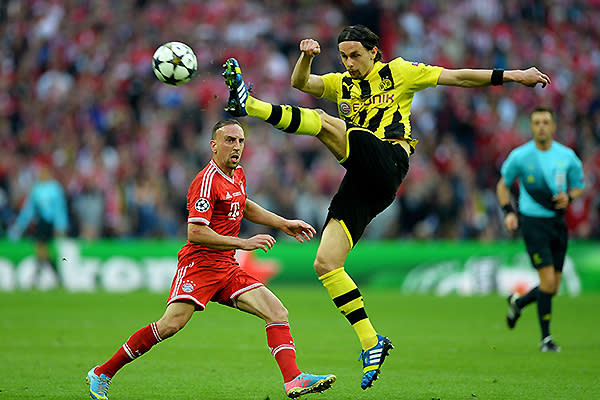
left=1, top=0, right=599, bottom=242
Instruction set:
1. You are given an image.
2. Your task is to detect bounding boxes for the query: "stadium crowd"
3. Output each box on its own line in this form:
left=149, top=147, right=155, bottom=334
left=1, top=0, right=599, bottom=241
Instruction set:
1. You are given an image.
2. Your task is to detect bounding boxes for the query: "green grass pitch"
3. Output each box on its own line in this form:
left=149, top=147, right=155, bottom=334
left=1, top=286, right=599, bottom=399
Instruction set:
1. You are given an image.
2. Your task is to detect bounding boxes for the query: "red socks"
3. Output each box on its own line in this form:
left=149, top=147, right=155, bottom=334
left=96, top=320, right=301, bottom=383
left=96, top=322, right=163, bottom=378
left=266, top=321, right=302, bottom=383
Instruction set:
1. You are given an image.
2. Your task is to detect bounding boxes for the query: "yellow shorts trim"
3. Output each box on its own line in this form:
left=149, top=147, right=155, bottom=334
left=339, top=219, right=354, bottom=249
left=338, top=128, right=355, bottom=164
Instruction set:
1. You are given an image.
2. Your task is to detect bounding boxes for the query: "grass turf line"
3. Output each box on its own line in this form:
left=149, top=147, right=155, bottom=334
left=1, top=286, right=599, bottom=399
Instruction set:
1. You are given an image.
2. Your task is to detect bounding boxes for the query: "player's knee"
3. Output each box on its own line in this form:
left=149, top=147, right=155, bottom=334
left=313, top=257, right=335, bottom=277
left=157, top=316, right=187, bottom=338
left=265, top=304, right=289, bottom=322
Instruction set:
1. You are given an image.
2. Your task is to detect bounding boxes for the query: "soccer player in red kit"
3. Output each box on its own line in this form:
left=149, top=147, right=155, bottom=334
left=86, top=119, right=335, bottom=399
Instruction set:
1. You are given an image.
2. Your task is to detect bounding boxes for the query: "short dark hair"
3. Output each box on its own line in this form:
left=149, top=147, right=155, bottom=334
left=212, top=118, right=242, bottom=139
left=338, top=25, right=383, bottom=62
left=531, top=106, right=554, bottom=120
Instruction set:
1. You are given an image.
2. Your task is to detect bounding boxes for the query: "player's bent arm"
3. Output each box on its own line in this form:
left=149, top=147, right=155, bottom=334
left=438, top=67, right=550, bottom=88
left=291, top=54, right=325, bottom=97
left=187, top=223, right=244, bottom=250
left=496, top=178, right=513, bottom=209
left=243, top=199, right=286, bottom=229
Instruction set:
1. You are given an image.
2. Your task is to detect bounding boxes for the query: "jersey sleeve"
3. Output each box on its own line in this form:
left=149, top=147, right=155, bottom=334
left=501, top=149, right=520, bottom=186
left=319, top=72, right=342, bottom=102
left=187, top=174, right=213, bottom=226
left=392, top=57, right=443, bottom=92
left=567, top=151, right=585, bottom=190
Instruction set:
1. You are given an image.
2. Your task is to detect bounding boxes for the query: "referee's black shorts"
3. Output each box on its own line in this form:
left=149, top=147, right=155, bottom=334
left=519, top=214, right=568, bottom=271
left=325, top=126, right=409, bottom=247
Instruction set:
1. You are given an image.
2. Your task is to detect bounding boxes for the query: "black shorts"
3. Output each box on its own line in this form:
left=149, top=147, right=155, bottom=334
left=519, top=214, right=568, bottom=271
left=34, top=218, right=54, bottom=243
left=325, top=126, right=409, bottom=247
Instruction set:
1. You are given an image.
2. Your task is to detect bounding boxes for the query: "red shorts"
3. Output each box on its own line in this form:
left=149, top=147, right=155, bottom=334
left=167, top=258, right=263, bottom=310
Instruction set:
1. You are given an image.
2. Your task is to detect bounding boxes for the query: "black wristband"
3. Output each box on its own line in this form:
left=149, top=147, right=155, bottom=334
left=567, top=193, right=573, bottom=203
left=491, top=69, right=504, bottom=86
left=502, top=204, right=515, bottom=215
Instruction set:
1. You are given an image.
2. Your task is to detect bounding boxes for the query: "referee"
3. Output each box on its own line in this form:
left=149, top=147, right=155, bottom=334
left=496, top=106, right=585, bottom=352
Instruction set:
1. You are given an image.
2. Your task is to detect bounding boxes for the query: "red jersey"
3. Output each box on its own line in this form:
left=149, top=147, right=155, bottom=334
left=178, top=159, right=247, bottom=266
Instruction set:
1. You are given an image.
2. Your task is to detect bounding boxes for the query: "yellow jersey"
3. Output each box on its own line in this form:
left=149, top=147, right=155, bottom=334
left=320, top=58, right=443, bottom=149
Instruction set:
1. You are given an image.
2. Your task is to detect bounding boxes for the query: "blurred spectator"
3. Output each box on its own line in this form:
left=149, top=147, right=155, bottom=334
left=1, top=0, right=599, bottom=241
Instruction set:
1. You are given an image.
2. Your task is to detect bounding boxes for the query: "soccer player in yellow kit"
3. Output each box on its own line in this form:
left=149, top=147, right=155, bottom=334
left=223, top=24, right=551, bottom=390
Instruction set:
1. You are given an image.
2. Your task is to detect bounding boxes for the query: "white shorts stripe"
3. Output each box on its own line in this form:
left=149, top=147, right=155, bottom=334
left=167, top=294, right=206, bottom=310
left=230, top=283, right=263, bottom=301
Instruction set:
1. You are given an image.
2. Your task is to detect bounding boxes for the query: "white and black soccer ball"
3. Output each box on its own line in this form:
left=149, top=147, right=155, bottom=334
left=152, top=42, right=197, bottom=86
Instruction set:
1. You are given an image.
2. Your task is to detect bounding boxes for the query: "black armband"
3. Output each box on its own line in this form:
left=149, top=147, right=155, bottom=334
left=491, top=69, right=504, bottom=86
left=502, top=204, right=515, bottom=215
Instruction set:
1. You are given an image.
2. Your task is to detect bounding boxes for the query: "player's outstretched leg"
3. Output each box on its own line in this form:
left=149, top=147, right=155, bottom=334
left=86, top=366, right=111, bottom=400
left=223, top=58, right=321, bottom=136
left=506, top=293, right=522, bottom=329
left=358, top=334, right=394, bottom=390
left=284, top=372, right=336, bottom=399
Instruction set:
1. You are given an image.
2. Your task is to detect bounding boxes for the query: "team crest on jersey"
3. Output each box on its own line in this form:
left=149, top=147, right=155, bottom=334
left=379, top=78, right=392, bottom=91
left=181, top=280, right=196, bottom=293
left=339, top=101, right=352, bottom=116
left=195, top=198, right=210, bottom=212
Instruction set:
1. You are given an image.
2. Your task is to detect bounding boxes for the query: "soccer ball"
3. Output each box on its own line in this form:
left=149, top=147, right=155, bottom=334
left=152, top=42, right=197, bottom=86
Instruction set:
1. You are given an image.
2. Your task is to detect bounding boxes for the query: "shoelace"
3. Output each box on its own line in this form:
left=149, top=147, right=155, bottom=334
left=358, top=350, right=366, bottom=362
left=96, top=377, right=111, bottom=394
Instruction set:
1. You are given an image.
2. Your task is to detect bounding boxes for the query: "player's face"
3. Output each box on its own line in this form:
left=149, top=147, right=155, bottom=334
left=211, top=124, right=245, bottom=174
left=530, top=111, right=555, bottom=148
left=338, top=41, right=377, bottom=79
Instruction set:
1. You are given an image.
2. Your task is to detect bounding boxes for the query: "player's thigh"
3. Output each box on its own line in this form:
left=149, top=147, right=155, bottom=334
left=236, top=286, right=288, bottom=323
left=314, top=219, right=352, bottom=275
left=315, top=110, right=349, bottom=161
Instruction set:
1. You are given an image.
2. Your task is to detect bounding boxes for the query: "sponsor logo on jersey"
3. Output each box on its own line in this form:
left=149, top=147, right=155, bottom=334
left=225, top=192, right=232, bottom=199
left=194, top=198, right=210, bottom=212
left=339, top=101, right=352, bottom=116
left=351, top=93, right=395, bottom=112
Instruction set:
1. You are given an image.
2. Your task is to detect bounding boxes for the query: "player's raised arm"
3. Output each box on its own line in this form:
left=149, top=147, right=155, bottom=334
left=291, top=39, right=325, bottom=98
left=438, top=67, right=551, bottom=88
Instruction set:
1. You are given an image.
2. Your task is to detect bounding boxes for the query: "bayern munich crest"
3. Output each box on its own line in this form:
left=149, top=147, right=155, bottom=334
left=195, top=198, right=210, bottom=212
left=339, top=101, right=352, bottom=116
left=182, top=280, right=195, bottom=293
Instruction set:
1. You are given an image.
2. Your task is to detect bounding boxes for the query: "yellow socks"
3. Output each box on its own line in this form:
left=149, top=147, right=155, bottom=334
left=320, top=267, right=378, bottom=350
left=247, top=97, right=321, bottom=136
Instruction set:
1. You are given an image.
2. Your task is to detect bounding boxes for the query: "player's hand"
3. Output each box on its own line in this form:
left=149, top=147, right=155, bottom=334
left=504, top=213, right=519, bottom=232
left=281, top=219, right=316, bottom=243
left=243, top=234, right=276, bottom=253
left=519, top=67, right=551, bottom=88
left=300, top=39, right=321, bottom=58
left=552, top=192, right=570, bottom=209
